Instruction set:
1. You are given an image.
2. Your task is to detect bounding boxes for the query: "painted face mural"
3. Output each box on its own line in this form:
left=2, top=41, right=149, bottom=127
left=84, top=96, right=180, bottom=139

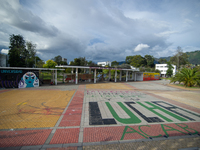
left=18, top=72, right=39, bottom=88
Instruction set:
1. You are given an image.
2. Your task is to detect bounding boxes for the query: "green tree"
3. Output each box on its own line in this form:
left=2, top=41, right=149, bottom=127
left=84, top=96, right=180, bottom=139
left=155, top=69, right=161, bottom=74
left=118, top=64, right=131, bottom=69
left=70, top=57, right=87, bottom=66
left=26, top=41, right=37, bottom=67
left=158, top=58, right=167, bottom=64
left=87, top=61, right=97, bottom=66
left=144, top=55, right=155, bottom=68
left=53, top=55, right=62, bottom=64
left=35, top=56, right=45, bottom=68
left=8, top=34, right=27, bottom=67
left=111, top=61, right=119, bottom=67
left=125, top=56, right=134, bottom=64
left=130, top=55, right=146, bottom=68
left=43, top=60, right=57, bottom=68
left=70, top=57, right=88, bottom=73
left=170, top=46, right=189, bottom=69
left=170, top=68, right=200, bottom=87
left=166, top=62, right=174, bottom=77
left=53, top=55, right=68, bottom=65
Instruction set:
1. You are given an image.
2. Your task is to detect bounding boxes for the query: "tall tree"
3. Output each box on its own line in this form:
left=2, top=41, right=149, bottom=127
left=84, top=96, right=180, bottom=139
left=144, top=55, right=155, bottom=67
left=53, top=55, right=62, bottom=65
left=158, top=58, right=167, bottom=64
left=26, top=41, right=36, bottom=67
left=43, top=60, right=57, bottom=68
left=166, top=62, right=174, bottom=77
left=8, top=34, right=27, bottom=67
left=170, top=46, right=189, bottom=69
left=130, top=55, right=146, bottom=68
left=70, top=57, right=87, bottom=66
left=87, top=61, right=96, bottom=66
left=125, top=56, right=134, bottom=64
left=53, top=55, right=68, bottom=65
left=70, top=57, right=88, bottom=73
left=111, top=61, right=119, bottom=67
left=35, top=56, right=45, bottom=68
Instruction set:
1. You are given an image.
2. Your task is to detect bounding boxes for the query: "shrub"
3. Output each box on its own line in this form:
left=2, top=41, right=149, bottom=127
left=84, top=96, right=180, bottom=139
left=170, top=68, right=200, bottom=87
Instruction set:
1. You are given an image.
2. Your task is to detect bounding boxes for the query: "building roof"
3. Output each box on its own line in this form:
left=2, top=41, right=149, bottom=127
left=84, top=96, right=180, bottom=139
left=56, top=65, right=140, bottom=71
left=0, top=67, right=65, bottom=71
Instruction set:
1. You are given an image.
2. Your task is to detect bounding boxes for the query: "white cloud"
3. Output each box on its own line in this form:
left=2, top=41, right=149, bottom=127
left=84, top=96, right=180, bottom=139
left=156, top=31, right=178, bottom=37
left=0, top=0, right=199, bottom=62
left=1, top=49, right=9, bottom=54
left=134, top=44, right=150, bottom=52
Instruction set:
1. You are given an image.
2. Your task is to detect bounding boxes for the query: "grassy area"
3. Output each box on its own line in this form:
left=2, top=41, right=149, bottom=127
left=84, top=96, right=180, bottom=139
left=160, top=77, right=172, bottom=80
left=172, top=83, right=200, bottom=89
left=40, top=72, right=64, bottom=81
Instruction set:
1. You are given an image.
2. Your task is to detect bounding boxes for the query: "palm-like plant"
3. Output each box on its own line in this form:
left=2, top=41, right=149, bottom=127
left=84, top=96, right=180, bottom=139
left=170, top=68, right=200, bottom=87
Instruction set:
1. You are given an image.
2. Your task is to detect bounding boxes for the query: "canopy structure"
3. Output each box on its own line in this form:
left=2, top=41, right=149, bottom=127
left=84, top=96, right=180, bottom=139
left=56, top=65, right=143, bottom=84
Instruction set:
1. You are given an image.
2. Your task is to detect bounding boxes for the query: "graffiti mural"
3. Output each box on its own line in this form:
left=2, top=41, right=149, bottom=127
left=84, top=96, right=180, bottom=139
left=0, top=69, right=39, bottom=88
left=84, top=90, right=200, bottom=126
left=18, top=72, right=39, bottom=88
left=143, top=72, right=160, bottom=81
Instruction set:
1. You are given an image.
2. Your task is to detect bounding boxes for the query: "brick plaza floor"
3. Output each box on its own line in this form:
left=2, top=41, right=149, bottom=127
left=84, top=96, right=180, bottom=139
left=0, top=80, right=200, bottom=150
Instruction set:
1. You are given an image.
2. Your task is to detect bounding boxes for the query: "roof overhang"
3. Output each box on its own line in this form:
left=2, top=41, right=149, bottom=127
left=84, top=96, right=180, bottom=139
left=56, top=65, right=139, bottom=71
left=0, top=67, right=65, bottom=71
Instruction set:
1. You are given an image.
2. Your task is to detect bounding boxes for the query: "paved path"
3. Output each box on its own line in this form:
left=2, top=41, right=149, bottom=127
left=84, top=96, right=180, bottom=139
left=0, top=80, right=200, bottom=150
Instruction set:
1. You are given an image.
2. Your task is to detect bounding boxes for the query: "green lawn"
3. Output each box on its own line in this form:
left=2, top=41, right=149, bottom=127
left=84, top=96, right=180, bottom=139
left=160, top=77, right=172, bottom=80
left=173, top=83, right=200, bottom=89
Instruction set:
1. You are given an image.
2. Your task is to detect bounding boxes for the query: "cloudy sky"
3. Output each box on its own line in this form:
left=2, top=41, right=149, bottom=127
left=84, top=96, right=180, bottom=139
left=0, top=0, right=200, bottom=63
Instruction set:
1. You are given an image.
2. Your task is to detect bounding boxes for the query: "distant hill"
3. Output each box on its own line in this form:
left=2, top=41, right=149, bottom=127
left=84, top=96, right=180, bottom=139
left=186, top=50, right=200, bottom=64
left=118, top=61, right=126, bottom=65
left=155, top=50, right=200, bottom=64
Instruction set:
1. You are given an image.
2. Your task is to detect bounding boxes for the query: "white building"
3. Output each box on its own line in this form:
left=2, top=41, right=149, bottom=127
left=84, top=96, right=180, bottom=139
left=97, top=61, right=111, bottom=67
left=0, top=54, right=8, bottom=67
left=155, top=64, right=176, bottom=77
left=62, top=58, right=67, bottom=63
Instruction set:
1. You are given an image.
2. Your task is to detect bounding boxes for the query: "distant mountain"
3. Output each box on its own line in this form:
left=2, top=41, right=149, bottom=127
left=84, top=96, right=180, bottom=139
left=186, top=50, right=200, bottom=64
left=158, top=56, right=171, bottom=62
left=118, top=61, right=126, bottom=65
left=155, top=50, right=200, bottom=64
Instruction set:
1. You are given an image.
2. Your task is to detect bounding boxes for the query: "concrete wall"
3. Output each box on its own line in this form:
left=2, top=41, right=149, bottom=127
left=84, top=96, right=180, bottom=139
left=136, top=73, right=143, bottom=81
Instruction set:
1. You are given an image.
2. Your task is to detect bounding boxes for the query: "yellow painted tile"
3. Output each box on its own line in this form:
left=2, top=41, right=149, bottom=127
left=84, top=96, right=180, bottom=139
left=0, top=90, right=75, bottom=129
left=86, top=83, right=132, bottom=90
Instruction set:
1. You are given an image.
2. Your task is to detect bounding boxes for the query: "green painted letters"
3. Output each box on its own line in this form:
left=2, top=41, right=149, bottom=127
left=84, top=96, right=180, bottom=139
left=137, top=102, right=187, bottom=122
left=175, top=123, right=198, bottom=135
left=105, top=102, right=141, bottom=124
left=139, top=125, right=162, bottom=138
left=121, top=126, right=147, bottom=140
left=161, top=124, right=186, bottom=136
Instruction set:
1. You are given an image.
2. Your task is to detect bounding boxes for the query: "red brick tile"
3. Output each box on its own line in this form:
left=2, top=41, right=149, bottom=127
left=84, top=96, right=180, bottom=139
left=50, top=128, right=79, bottom=144
left=83, top=126, right=125, bottom=142
left=62, top=115, right=81, bottom=121
left=59, top=120, right=81, bottom=127
left=83, top=122, right=200, bottom=142
left=65, top=110, right=82, bottom=115
left=0, top=129, right=52, bottom=147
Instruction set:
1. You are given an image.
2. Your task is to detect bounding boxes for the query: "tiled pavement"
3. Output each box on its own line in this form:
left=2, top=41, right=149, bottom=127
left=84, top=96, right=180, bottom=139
left=0, top=81, right=200, bottom=150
